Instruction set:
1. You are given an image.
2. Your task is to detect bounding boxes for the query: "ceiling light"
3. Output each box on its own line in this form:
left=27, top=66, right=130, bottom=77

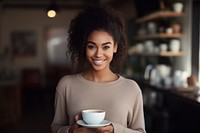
left=47, top=9, right=56, bottom=18
left=47, top=0, right=58, bottom=18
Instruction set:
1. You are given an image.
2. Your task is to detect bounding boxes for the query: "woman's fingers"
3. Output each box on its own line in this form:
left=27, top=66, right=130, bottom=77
left=74, top=114, right=79, bottom=122
left=72, top=114, right=91, bottom=133
left=95, top=125, right=114, bottom=133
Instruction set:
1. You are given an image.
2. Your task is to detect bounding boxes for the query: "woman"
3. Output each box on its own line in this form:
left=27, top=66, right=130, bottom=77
left=51, top=5, right=146, bottom=133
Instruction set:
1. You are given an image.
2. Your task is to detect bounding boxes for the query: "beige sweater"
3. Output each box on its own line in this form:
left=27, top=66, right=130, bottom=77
left=51, top=73, right=146, bottom=133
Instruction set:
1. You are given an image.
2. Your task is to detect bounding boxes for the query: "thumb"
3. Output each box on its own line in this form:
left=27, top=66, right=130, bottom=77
left=74, top=114, right=79, bottom=122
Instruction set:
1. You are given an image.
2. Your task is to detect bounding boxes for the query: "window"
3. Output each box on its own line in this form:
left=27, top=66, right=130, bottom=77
left=45, top=27, right=71, bottom=65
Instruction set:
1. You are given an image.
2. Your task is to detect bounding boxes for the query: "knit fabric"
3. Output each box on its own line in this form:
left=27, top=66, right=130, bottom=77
left=51, top=73, right=146, bottom=133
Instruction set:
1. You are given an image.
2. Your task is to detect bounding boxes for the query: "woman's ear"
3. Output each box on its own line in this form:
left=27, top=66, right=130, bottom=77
left=114, top=44, right=118, bottom=53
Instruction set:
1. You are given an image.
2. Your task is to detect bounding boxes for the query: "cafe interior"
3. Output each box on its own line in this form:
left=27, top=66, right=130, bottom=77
left=0, top=0, right=200, bottom=133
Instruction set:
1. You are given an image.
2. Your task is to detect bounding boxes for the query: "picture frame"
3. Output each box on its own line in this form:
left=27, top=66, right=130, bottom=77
left=11, top=31, right=36, bottom=56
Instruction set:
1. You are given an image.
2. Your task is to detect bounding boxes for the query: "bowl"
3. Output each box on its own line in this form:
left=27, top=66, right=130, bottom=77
left=82, top=109, right=105, bottom=125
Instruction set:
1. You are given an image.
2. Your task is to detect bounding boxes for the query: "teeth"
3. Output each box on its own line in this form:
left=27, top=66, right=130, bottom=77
left=93, top=60, right=104, bottom=65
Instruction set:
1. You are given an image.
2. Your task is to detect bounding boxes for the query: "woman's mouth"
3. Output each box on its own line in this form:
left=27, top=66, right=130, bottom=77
left=93, top=59, right=105, bottom=66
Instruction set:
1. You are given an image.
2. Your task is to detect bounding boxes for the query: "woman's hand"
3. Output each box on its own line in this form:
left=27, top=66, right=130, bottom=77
left=69, top=114, right=89, bottom=133
left=69, top=115, right=114, bottom=133
left=94, top=124, right=114, bottom=133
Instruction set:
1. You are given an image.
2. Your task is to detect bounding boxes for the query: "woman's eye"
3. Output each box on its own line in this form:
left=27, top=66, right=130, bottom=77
left=87, top=45, right=95, bottom=49
left=103, top=45, right=110, bottom=50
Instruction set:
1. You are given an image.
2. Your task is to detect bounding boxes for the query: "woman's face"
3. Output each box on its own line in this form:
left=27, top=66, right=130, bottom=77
left=86, top=30, right=117, bottom=72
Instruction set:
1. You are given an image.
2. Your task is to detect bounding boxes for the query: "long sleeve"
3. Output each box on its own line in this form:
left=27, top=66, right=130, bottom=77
left=51, top=74, right=146, bottom=133
left=51, top=88, right=70, bottom=133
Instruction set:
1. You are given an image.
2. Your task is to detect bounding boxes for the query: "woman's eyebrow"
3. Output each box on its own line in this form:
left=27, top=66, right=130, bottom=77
left=102, top=42, right=112, bottom=45
left=87, top=41, right=112, bottom=45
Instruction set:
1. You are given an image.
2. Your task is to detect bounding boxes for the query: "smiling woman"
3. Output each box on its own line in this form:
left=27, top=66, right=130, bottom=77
left=67, top=5, right=127, bottom=73
left=51, top=5, right=146, bottom=133
left=85, top=31, right=117, bottom=74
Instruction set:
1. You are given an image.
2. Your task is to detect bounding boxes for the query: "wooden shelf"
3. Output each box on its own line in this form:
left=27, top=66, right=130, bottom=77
left=134, top=33, right=182, bottom=40
left=159, top=51, right=184, bottom=56
left=131, top=51, right=184, bottom=57
left=135, top=10, right=185, bottom=23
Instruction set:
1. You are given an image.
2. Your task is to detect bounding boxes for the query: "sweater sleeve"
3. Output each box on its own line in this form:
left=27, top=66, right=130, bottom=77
left=51, top=86, right=71, bottom=133
left=112, top=90, right=146, bottom=133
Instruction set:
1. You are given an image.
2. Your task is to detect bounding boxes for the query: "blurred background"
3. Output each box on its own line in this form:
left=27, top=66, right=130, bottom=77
left=0, top=0, right=200, bottom=133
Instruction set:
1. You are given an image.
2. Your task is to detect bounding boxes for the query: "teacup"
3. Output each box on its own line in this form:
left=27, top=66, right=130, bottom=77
left=82, top=109, right=105, bottom=125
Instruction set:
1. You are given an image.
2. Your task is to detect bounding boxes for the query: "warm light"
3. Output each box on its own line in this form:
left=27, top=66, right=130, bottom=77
left=47, top=10, right=56, bottom=18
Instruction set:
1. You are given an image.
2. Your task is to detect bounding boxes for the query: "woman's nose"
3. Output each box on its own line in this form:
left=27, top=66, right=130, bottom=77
left=94, top=48, right=103, bottom=57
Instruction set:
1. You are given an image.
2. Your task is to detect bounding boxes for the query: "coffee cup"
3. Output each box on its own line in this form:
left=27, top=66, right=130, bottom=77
left=82, top=109, right=105, bottom=125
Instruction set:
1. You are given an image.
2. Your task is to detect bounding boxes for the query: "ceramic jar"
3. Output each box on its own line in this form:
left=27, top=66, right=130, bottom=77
left=159, top=43, right=168, bottom=52
left=135, top=43, right=144, bottom=53
left=171, top=23, right=181, bottom=33
left=173, top=2, right=184, bottom=13
left=169, top=39, right=180, bottom=52
left=147, top=22, right=157, bottom=34
left=144, top=40, right=154, bottom=53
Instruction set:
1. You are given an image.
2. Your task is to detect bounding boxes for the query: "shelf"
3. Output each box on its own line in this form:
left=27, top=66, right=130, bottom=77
left=135, top=10, right=185, bottom=23
left=159, top=51, right=184, bottom=56
left=131, top=51, right=184, bottom=57
left=134, top=33, right=182, bottom=40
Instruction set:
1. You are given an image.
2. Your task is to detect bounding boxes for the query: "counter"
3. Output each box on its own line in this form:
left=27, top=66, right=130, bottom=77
left=138, top=81, right=200, bottom=107
left=136, top=80, right=200, bottom=133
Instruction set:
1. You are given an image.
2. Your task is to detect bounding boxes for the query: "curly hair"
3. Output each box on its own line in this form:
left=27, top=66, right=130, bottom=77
left=67, top=5, right=127, bottom=72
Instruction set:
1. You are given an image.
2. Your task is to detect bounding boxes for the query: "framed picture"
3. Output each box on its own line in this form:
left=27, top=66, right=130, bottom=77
left=11, top=31, right=36, bottom=56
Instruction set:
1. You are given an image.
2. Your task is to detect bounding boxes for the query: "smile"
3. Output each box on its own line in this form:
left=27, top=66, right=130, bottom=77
left=92, top=59, right=105, bottom=65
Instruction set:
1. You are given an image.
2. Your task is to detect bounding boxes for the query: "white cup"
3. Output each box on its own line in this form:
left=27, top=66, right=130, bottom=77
left=82, top=109, right=105, bottom=125
left=173, top=2, right=184, bottom=13
left=156, top=65, right=171, bottom=79
left=166, top=27, right=173, bottom=34
left=173, top=70, right=189, bottom=88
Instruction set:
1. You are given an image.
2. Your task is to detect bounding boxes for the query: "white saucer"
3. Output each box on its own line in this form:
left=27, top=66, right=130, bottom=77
left=76, top=120, right=111, bottom=128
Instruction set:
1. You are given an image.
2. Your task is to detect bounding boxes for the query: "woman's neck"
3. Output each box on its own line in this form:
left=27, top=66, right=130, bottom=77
left=82, top=69, right=118, bottom=83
